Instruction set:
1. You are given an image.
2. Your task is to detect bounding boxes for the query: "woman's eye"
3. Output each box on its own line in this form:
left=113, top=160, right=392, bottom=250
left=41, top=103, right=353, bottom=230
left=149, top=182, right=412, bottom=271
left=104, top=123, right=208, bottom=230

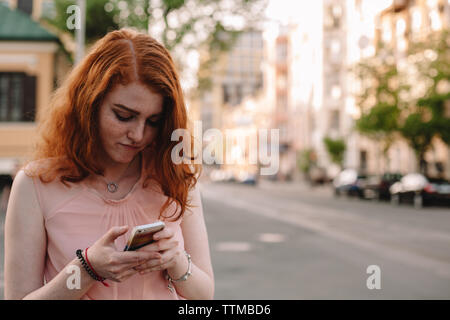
left=114, top=111, right=161, bottom=127
left=147, top=119, right=160, bottom=127
left=115, top=113, right=132, bottom=121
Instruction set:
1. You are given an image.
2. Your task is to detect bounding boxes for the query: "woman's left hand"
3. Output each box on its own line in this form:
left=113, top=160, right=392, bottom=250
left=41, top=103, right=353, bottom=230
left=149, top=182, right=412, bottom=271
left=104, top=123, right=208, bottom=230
left=133, top=227, right=184, bottom=275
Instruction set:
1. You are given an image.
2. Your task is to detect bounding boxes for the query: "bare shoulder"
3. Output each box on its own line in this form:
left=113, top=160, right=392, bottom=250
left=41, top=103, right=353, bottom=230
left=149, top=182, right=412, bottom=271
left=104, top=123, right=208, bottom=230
left=7, top=168, right=43, bottom=221
left=11, top=169, right=36, bottom=194
left=4, top=168, right=47, bottom=299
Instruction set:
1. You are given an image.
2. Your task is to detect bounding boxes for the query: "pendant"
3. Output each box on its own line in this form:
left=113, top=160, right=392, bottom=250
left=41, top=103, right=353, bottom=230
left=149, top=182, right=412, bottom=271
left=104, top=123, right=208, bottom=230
left=107, top=182, right=118, bottom=193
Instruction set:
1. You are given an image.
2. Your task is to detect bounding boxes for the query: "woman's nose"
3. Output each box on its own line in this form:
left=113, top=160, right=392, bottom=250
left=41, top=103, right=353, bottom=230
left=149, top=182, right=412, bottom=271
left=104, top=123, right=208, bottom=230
left=127, top=121, right=146, bottom=143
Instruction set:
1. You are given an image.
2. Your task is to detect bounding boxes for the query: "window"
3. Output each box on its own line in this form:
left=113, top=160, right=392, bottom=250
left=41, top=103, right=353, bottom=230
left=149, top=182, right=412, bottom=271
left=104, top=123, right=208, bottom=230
left=396, top=18, right=406, bottom=36
left=411, top=8, right=422, bottom=33
left=359, top=150, right=367, bottom=172
left=429, top=9, right=442, bottom=30
left=381, top=19, right=392, bottom=44
left=331, top=85, right=341, bottom=99
left=0, top=72, right=36, bottom=122
left=279, top=124, right=288, bottom=141
left=276, top=42, right=287, bottom=63
left=277, top=74, right=287, bottom=90
left=236, top=84, right=242, bottom=105
left=330, top=39, right=340, bottom=54
left=277, top=94, right=288, bottom=111
left=324, top=4, right=342, bottom=29
left=222, top=84, right=231, bottom=104
left=17, top=0, right=33, bottom=15
left=330, top=110, right=340, bottom=130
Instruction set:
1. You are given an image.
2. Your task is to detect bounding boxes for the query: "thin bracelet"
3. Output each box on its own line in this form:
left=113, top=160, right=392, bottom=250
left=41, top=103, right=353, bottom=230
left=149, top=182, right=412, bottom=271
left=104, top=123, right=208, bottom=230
left=84, top=247, right=109, bottom=287
left=76, top=249, right=109, bottom=287
left=166, top=251, right=192, bottom=293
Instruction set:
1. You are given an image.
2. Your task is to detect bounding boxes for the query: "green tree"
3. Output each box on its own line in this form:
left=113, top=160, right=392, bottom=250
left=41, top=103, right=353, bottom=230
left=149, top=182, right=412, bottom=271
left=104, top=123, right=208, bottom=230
left=43, top=0, right=267, bottom=89
left=43, top=0, right=120, bottom=43
left=353, top=30, right=450, bottom=175
left=353, top=47, right=403, bottom=167
left=323, top=137, right=346, bottom=169
left=297, top=148, right=317, bottom=176
left=400, top=30, right=450, bottom=174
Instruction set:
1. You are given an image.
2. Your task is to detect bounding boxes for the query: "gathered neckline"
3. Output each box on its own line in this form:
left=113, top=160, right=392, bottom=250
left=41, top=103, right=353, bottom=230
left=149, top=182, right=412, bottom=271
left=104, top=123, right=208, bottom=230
left=82, top=153, right=145, bottom=205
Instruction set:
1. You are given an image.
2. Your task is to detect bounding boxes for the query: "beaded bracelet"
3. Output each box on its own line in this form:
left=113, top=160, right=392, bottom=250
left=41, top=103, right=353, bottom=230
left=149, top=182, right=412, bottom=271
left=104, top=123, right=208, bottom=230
left=76, top=249, right=109, bottom=287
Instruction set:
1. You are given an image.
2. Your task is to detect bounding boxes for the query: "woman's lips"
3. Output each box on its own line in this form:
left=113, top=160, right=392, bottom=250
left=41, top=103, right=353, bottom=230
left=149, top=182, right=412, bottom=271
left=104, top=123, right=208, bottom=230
left=120, top=143, right=140, bottom=150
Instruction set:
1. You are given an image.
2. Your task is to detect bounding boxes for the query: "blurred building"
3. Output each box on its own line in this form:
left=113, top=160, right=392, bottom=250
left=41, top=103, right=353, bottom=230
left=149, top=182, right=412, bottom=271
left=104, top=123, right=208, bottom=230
left=0, top=0, right=59, bottom=176
left=222, top=31, right=264, bottom=108
left=196, top=30, right=264, bottom=172
left=264, top=0, right=449, bottom=181
left=263, top=0, right=359, bottom=180
left=220, top=93, right=269, bottom=181
left=272, top=27, right=292, bottom=180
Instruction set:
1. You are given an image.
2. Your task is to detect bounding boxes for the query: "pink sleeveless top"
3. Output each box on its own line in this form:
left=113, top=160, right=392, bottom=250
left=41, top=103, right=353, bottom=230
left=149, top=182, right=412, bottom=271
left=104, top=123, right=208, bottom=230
left=23, top=153, right=186, bottom=300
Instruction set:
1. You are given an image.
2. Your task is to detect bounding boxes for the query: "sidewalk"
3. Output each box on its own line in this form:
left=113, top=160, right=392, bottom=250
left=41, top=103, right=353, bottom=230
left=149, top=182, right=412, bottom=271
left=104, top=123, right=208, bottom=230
left=257, top=178, right=333, bottom=196
left=199, top=174, right=334, bottom=197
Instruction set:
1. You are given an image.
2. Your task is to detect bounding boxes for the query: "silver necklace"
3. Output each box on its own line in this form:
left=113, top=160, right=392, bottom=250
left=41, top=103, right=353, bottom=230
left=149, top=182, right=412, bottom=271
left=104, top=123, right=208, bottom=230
left=100, top=156, right=138, bottom=193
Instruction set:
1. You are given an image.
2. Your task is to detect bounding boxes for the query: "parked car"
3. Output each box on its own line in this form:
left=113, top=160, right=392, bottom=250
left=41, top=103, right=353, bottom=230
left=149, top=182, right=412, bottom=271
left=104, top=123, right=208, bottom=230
left=236, top=171, right=257, bottom=185
left=361, top=172, right=403, bottom=201
left=389, top=173, right=450, bottom=208
left=308, top=167, right=328, bottom=185
left=333, top=169, right=367, bottom=198
left=209, top=169, right=235, bottom=182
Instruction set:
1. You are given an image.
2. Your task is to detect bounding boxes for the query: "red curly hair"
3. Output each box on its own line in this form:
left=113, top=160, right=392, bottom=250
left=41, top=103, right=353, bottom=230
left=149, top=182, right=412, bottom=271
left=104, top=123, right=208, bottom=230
left=25, top=28, right=201, bottom=221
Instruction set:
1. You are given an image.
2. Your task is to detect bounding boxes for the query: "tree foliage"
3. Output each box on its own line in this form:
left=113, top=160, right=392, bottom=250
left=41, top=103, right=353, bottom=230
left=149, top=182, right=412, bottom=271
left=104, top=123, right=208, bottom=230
left=353, top=29, right=450, bottom=173
left=400, top=30, right=450, bottom=170
left=323, top=137, right=346, bottom=168
left=44, top=0, right=267, bottom=91
left=297, top=148, right=317, bottom=174
left=43, top=0, right=120, bottom=42
left=353, top=47, right=403, bottom=157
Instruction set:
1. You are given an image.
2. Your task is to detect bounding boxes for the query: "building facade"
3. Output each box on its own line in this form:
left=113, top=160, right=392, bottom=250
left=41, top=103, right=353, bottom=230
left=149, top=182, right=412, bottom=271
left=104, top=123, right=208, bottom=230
left=0, top=0, right=59, bottom=176
left=196, top=30, right=264, bottom=175
left=266, top=0, right=450, bottom=181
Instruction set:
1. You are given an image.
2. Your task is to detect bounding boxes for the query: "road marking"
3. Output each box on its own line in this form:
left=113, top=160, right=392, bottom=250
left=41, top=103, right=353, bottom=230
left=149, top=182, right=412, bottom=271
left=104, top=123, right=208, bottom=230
left=202, top=186, right=450, bottom=280
left=258, top=233, right=286, bottom=243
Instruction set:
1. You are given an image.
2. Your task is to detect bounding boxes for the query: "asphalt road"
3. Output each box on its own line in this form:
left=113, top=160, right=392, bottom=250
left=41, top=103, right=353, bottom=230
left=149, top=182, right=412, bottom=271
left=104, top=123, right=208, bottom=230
left=1, top=180, right=450, bottom=299
left=203, top=180, right=450, bottom=299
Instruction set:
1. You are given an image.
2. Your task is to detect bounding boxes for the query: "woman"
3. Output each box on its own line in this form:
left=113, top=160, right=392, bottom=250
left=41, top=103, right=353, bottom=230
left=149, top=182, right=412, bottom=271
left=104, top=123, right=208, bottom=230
left=4, top=28, right=214, bottom=300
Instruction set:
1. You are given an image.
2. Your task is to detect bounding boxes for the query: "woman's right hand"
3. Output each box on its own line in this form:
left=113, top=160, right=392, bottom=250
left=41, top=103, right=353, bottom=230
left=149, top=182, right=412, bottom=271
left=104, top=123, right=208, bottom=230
left=85, top=226, right=161, bottom=283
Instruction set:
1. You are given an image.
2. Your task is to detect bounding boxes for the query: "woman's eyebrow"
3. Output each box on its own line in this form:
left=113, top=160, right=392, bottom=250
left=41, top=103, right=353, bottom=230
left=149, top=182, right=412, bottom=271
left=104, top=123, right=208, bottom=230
left=113, top=103, right=162, bottom=118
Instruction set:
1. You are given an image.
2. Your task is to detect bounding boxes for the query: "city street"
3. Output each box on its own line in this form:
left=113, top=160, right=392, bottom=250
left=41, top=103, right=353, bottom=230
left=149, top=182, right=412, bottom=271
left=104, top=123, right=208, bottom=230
left=203, top=180, right=450, bottom=299
left=1, top=0, right=450, bottom=304
left=1, top=180, right=450, bottom=299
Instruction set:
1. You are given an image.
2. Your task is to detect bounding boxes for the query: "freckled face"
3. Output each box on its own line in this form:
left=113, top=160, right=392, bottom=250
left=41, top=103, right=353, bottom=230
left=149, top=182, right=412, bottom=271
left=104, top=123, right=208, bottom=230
left=97, top=82, right=164, bottom=165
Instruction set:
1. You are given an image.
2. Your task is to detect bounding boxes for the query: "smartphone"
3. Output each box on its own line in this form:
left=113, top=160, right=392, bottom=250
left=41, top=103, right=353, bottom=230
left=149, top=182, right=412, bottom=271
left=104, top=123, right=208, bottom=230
left=123, top=221, right=165, bottom=251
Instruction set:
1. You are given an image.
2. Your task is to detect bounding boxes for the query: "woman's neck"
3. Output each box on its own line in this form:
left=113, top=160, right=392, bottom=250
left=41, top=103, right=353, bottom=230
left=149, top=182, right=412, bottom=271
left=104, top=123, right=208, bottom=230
left=102, top=153, right=141, bottom=182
